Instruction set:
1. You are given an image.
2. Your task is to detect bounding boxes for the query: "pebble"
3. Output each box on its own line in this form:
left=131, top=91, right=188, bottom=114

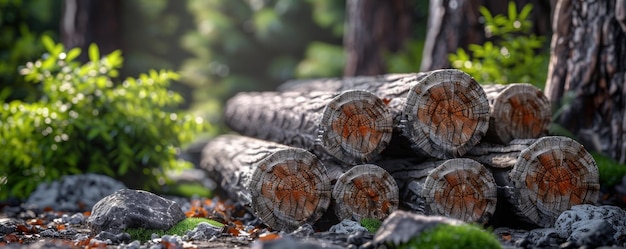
left=328, top=220, right=368, bottom=235
left=183, top=222, right=222, bottom=241
left=39, top=228, right=60, bottom=238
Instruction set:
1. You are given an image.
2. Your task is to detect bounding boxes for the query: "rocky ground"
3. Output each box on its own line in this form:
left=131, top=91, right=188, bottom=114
left=2, top=173, right=626, bottom=249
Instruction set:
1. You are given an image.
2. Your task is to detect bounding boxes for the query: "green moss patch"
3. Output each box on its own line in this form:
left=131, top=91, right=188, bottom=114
left=392, top=223, right=501, bottom=249
left=360, top=218, right=382, bottom=233
left=125, top=217, right=223, bottom=241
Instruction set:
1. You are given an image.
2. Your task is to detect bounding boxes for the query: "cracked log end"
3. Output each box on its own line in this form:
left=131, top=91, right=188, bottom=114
left=249, top=148, right=331, bottom=231
left=511, top=136, right=600, bottom=227
left=402, top=69, right=490, bottom=159
left=332, top=164, right=399, bottom=221
left=321, top=90, right=393, bottom=164
left=487, top=83, right=551, bottom=144
left=422, top=158, right=498, bottom=224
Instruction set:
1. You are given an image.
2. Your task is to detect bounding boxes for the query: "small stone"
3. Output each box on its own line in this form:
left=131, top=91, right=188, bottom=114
left=94, top=231, right=132, bottom=244
left=0, top=218, right=23, bottom=235
left=184, top=222, right=222, bottom=241
left=69, top=213, right=85, bottom=224
left=120, top=240, right=142, bottom=249
left=39, top=228, right=60, bottom=238
left=290, top=223, right=315, bottom=237
left=524, top=228, right=562, bottom=248
left=87, top=189, right=186, bottom=234
left=328, top=220, right=368, bottom=235
left=372, top=210, right=464, bottom=246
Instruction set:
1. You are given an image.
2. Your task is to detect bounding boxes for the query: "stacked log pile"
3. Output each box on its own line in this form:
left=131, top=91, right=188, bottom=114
left=199, top=69, right=600, bottom=231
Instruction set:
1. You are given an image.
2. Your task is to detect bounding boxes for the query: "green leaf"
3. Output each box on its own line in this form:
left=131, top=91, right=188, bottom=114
left=519, top=3, right=533, bottom=21
left=89, top=43, right=100, bottom=63
left=66, top=47, right=82, bottom=62
left=508, top=1, right=518, bottom=21
left=41, top=35, right=55, bottom=52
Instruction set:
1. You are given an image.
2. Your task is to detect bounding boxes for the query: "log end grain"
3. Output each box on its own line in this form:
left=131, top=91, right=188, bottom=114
left=487, top=83, right=551, bottom=144
left=248, top=148, right=332, bottom=231
left=511, top=136, right=600, bottom=227
left=332, top=164, right=399, bottom=221
left=402, top=69, right=490, bottom=159
left=421, top=158, right=498, bottom=224
left=320, top=90, right=394, bottom=164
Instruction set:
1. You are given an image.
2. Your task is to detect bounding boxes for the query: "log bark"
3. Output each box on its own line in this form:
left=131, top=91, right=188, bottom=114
left=467, top=136, right=600, bottom=227
left=380, top=158, right=498, bottom=224
left=224, top=90, right=393, bottom=165
left=328, top=163, right=399, bottom=221
left=199, top=135, right=332, bottom=231
left=482, top=83, right=551, bottom=144
left=279, top=69, right=490, bottom=159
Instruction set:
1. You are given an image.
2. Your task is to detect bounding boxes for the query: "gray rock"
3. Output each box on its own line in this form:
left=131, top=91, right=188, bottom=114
left=568, top=219, right=617, bottom=247
left=372, top=210, right=464, bottom=246
left=25, top=173, right=126, bottom=211
left=0, top=218, right=24, bottom=235
left=523, top=228, right=562, bottom=248
left=87, top=189, right=186, bottom=234
left=554, top=204, right=626, bottom=246
left=251, top=236, right=344, bottom=249
left=328, top=220, right=368, bottom=235
left=183, top=222, right=222, bottom=241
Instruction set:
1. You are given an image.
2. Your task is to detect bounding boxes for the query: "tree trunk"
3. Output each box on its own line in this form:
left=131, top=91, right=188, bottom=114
left=467, top=136, right=600, bottom=227
left=280, top=69, right=490, bottom=159
left=482, top=83, right=551, bottom=144
left=380, top=158, right=498, bottom=224
left=343, top=0, right=414, bottom=76
left=328, top=163, right=399, bottom=222
left=421, top=0, right=552, bottom=71
left=199, top=135, right=331, bottom=232
left=545, top=0, right=626, bottom=163
left=224, top=90, right=393, bottom=165
left=61, top=0, right=121, bottom=62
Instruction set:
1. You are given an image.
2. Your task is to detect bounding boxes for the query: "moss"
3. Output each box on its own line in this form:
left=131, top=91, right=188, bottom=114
left=592, top=152, right=626, bottom=187
left=391, top=223, right=501, bottom=249
left=360, top=218, right=382, bottom=233
left=125, top=217, right=224, bottom=241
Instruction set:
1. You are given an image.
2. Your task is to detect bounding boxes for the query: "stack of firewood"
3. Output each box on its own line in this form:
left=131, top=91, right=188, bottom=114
left=199, top=69, right=600, bottom=232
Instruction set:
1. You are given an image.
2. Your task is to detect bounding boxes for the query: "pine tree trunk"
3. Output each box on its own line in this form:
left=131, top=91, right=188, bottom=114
left=482, top=83, right=551, bottom=144
left=279, top=69, right=490, bottom=159
left=199, top=135, right=332, bottom=232
left=224, top=90, right=393, bottom=165
left=467, top=136, right=600, bottom=227
left=379, top=158, right=497, bottom=224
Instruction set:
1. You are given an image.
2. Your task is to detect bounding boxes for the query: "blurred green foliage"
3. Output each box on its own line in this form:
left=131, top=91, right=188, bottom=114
left=592, top=152, right=626, bottom=187
left=391, top=223, right=501, bottom=249
left=449, top=2, right=549, bottom=87
left=0, top=36, right=211, bottom=199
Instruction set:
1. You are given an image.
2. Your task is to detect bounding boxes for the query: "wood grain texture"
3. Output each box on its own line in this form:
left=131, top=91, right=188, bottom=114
left=483, top=83, right=551, bottom=144
left=381, top=158, right=497, bottom=224
left=331, top=164, right=399, bottom=221
left=224, top=90, right=393, bottom=165
left=199, top=135, right=331, bottom=231
left=402, top=69, right=490, bottom=159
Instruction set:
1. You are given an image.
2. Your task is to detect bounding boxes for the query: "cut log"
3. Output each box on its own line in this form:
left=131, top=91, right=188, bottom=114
left=329, top=163, right=399, bottom=221
left=224, top=90, right=393, bottom=165
left=482, top=83, right=551, bottom=144
left=380, top=158, right=498, bottom=224
left=279, top=69, right=490, bottom=159
left=199, top=135, right=332, bottom=232
left=467, top=136, right=600, bottom=227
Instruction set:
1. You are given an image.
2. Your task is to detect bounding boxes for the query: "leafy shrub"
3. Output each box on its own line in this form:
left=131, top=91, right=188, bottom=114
left=449, top=2, right=548, bottom=87
left=125, top=217, right=224, bottom=241
left=391, top=223, right=501, bottom=249
left=0, top=36, right=211, bottom=200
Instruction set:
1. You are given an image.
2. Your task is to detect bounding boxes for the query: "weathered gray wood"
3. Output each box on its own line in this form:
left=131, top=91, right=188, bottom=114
left=224, top=90, right=393, bottom=165
left=330, top=164, right=399, bottom=221
left=280, top=69, right=490, bottom=159
left=467, top=136, right=600, bottom=227
left=380, top=158, right=498, bottom=224
left=199, top=135, right=331, bottom=232
left=482, top=83, right=551, bottom=144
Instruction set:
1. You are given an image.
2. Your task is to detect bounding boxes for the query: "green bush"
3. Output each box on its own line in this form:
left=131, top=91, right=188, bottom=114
left=0, top=36, right=211, bottom=200
left=391, top=223, right=501, bottom=249
left=449, top=2, right=548, bottom=87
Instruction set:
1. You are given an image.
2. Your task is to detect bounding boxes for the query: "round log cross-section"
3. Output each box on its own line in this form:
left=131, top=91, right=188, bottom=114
left=402, top=69, right=490, bottom=159
left=421, top=158, right=497, bottom=224
left=483, top=83, right=551, bottom=144
left=200, top=135, right=332, bottom=231
left=331, top=164, right=399, bottom=221
left=511, top=136, right=600, bottom=227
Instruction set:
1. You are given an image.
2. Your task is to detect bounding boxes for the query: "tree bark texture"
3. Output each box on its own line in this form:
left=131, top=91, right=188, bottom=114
left=343, top=0, right=414, bottom=76
left=330, top=164, right=399, bottom=222
left=482, top=83, right=551, bottom=144
left=224, top=90, right=393, bottom=165
left=467, top=136, right=600, bottom=227
left=199, top=135, right=331, bottom=231
left=421, top=0, right=552, bottom=71
left=380, top=158, right=498, bottom=224
left=280, top=69, right=490, bottom=159
left=545, top=0, right=626, bottom=163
